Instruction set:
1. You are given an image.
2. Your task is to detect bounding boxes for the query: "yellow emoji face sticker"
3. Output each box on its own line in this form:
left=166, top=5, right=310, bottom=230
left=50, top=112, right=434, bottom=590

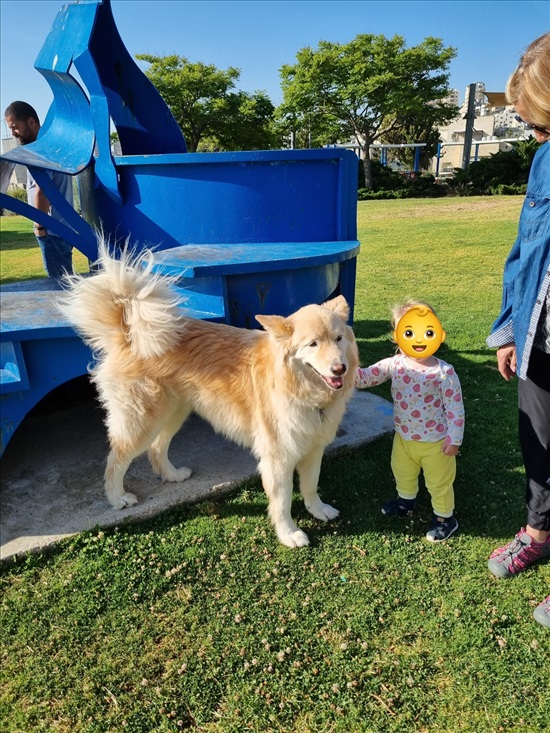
left=393, top=306, right=446, bottom=359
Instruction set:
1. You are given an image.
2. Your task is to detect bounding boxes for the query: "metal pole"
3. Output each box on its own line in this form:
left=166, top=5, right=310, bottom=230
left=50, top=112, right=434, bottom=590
left=461, top=83, right=476, bottom=169
left=414, top=145, right=421, bottom=173
left=78, top=161, right=99, bottom=229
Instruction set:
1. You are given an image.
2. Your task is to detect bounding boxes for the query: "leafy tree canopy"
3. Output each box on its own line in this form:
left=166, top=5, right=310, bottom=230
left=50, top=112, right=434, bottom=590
left=136, top=54, right=278, bottom=152
left=278, top=34, right=458, bottom=186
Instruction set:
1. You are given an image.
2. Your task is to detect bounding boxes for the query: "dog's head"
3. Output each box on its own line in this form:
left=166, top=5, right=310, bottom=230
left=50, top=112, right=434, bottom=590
left=256, top=295, right=358, bottom=394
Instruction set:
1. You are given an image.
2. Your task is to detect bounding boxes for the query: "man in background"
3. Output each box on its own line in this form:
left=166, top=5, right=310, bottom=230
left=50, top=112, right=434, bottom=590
left=4, top=100, right=74, bottom=279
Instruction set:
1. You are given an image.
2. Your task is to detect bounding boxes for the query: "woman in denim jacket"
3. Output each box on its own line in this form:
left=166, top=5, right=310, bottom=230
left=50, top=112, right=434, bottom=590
left=486, top=32, right=550, bottom=628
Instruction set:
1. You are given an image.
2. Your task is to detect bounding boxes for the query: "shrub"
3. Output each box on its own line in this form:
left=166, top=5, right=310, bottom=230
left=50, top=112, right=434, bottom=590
left=407, top=174, right=446, bottom=198
left=1, top=187, right=27, bottom=216
left=447, top=138, right=540, bottom=196
left=358, top=160, right=445, bottom=199
left=489, top=183, right=528, bottom=196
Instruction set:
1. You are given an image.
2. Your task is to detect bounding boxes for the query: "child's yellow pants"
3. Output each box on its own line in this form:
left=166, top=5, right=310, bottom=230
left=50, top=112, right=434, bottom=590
left=390, top=432, right=456, bottom=517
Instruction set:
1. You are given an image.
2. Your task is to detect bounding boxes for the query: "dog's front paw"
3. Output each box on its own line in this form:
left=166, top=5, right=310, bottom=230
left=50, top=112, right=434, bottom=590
left=111, top=491, right=138, bottom=509
left=306, top=499, right=340, bottom=522
left=277, top=526, right=310, bottom=548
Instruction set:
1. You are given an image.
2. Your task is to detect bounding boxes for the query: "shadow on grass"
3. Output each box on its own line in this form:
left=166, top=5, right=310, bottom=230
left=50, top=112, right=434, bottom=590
left=353, top=318, right=391, bottom=341
left=0, top=229, right=38, bottom=250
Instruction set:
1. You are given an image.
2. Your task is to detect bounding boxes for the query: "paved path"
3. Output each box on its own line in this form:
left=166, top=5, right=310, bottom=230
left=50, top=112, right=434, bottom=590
left=0, top=392, right=394, bottom=560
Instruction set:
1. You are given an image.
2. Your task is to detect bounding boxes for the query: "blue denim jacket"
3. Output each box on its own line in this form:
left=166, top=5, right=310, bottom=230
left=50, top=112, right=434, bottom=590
left=487, top=140, right=550, bottom=379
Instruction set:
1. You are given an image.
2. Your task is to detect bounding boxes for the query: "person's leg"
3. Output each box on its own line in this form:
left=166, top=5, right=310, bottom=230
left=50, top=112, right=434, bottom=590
left=37, top=234, right=74, bottom=278
left=489, top=349, right=550, bottom=577
left=421, top=441, right=456, bottom=518
left=383, top=432, right=420, bottom=516
left=421, top=441, right=459, bottom=541
left=519, top=348, right=550, bottom=537
left=35, top=234, right=50, bottom=275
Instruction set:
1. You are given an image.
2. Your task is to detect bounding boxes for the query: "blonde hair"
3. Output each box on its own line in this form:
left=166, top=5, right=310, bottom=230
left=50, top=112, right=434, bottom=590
left=390, top=298, right=437, bottom=330
left=506, top=32, right=550, bottom=129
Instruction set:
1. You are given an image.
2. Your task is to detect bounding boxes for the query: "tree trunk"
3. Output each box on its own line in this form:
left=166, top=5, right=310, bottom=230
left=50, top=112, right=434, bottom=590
left=362, top=150, right=373, bottom=189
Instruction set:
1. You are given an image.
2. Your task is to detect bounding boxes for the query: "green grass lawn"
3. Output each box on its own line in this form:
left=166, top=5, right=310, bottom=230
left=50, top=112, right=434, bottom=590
left=1, top=199, right=549, bottom=733
left=0, top=215, right=89, bottom=283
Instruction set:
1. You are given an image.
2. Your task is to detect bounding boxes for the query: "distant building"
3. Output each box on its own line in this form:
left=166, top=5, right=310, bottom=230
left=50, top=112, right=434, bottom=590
left=440, top=88, right=459, bottom=107
left=1, top=137, right=26, bottom=189
left=430, top=82, right=532, bottom=175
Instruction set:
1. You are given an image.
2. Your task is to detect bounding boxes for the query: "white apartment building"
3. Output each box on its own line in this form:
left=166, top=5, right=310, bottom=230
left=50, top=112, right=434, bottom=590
left=431, top=82, right=532, bottom=175
left=1, top=136, right=27, bottom=189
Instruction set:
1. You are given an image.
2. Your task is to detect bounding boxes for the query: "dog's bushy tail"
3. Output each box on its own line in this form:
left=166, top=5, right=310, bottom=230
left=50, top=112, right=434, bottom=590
left=58, top=238, right=185, bottom=359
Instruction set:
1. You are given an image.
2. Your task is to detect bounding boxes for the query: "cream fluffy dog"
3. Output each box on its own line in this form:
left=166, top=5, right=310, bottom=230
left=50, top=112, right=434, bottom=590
left=58, top=243, right=358, bottom=548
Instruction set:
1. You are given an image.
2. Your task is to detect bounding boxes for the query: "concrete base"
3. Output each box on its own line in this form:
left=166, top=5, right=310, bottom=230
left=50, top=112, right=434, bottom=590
left=0, top=392, right=394, bottom=560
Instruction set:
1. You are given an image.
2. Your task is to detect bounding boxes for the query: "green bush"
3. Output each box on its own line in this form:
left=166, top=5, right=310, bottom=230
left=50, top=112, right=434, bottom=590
left=447, top=138, right=540, bottom=196
left=357, top=160, right=446, bottom=201
left=1, top=187, right=27, bottom=216
left=6, top=188, right=26, bottom=202
left=358, top=188, right=398, bottom=200
left=489, top=183, right=528, bottom=196
left=371, top=160, right=406, bottom=191
left=407, top=173, right=446, bottom=198
left=358, top=160, right=445, bottom=199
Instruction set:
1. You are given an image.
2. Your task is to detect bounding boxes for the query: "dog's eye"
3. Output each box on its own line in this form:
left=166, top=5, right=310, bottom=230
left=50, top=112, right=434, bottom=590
left=308, top=340, right=318, bottom=348
left=336, top=335, right=342, bottom=342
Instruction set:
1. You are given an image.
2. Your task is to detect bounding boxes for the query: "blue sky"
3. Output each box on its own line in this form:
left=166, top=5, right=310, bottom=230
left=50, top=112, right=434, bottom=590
left=1, top=0, right=548, bottom=138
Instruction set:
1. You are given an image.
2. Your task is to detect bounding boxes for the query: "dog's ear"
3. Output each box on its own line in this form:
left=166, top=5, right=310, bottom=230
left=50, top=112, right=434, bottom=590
left=322, top=295, right=350, bottom=322
left=256, top=314, right=293, bottom=340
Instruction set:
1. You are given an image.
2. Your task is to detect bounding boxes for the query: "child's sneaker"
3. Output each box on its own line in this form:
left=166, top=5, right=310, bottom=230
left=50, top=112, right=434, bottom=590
left=425, top=514, right=458, bottom=542
left=488, top=529, right=550, bottom=578
left=533, top=596, right=550, bottom=629
left=381, top=496, right=417, bottom=517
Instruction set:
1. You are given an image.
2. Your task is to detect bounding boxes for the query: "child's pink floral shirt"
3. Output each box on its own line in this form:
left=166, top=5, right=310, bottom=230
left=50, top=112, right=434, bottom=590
left=355, top=354, right=465, bottom=445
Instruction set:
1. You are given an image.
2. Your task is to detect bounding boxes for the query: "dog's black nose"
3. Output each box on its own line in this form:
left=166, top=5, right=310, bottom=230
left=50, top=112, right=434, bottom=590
left=331, top=363, right=347, bottom=376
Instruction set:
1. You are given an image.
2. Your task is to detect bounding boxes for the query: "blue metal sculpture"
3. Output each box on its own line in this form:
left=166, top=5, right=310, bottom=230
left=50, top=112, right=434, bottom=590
left=0, top=0, right=359, bottom=454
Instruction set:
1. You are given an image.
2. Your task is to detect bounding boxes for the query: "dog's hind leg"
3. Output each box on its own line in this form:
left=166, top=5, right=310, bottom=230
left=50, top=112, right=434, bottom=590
left=297, top=446, right=340, bottom=522
left=102, top=387, right=169, bottom=508
left=259, top=456, right=310, bottom=548
left=148, top=403, right=193, bottom=482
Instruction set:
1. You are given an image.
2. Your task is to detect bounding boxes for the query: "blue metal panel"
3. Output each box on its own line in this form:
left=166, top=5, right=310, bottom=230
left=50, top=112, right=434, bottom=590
left=1, top=2, right=97, bottom=176
left=0, top=336, right=92, bottom=455
left=0, top=341, right=29, bottom=394
left=151, top=241, right=360, bottom=278
left=173, top=276, right=228, bottom=322
left=1, top=286, right=77, bottom=341
left=81, top=0, right=187, bottom=157
left=94, top=149, right=358, bottom=251
left=225, top=262, right=342, bottom=329
left=0, top=0, right=360, bottom=456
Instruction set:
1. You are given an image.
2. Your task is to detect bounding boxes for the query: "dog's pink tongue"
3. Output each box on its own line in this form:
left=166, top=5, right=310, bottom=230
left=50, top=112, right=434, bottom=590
left=327, top=376, right=343, bottom=389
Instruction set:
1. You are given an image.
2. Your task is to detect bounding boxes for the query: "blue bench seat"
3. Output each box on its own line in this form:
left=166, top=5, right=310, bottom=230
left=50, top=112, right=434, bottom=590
left=151, top=240, right=360, bottom=279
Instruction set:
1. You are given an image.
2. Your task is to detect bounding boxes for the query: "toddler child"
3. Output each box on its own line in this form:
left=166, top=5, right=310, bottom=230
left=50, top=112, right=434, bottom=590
left=355, top=299, right=465, bottom=541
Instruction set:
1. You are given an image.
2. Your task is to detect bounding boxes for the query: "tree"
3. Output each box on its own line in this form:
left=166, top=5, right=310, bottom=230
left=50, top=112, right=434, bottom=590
left=198, top=91, right=279, bottom=152
left=278, top=34, right=458, bottom=187
left=378, top=112, right=449, bottom=171
left=136, top=54, right=277, bottom=152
